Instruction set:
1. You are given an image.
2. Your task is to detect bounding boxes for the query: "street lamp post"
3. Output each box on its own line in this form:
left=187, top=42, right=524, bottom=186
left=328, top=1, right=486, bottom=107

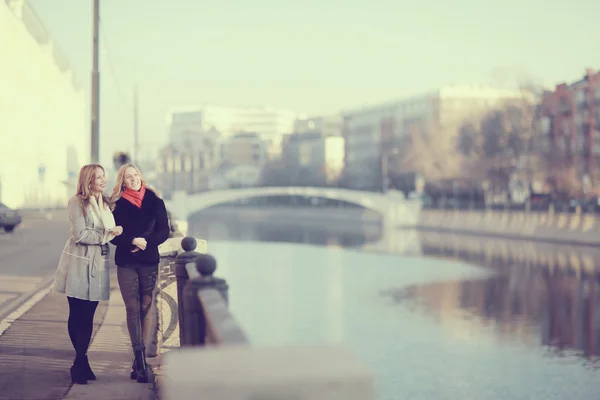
left=90, top=0, right=100, bottom=163
left=381, top=148, right=400, bottom=193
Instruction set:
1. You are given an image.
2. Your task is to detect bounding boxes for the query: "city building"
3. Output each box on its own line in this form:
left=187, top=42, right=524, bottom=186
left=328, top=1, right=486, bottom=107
left=341, top=85, right=530, bottom=191
left=160, top=105, right=295, bottom=195
left=214, top=132, right=268, bottom=167
left=0, top=0, right=86, bottom=208
left=155, top=142, right=214, bottom=198
left=281, top=131, right=345, bottom=186
left=207, top=163, right=262, bottom=190
left=166, top=109, right=207, bottom=149
left=539, top=68, right=600, bottom=193
left=293, top=114, right=344, bottom=137
left=157, top=131, right=270, bottom=196
left=166, top=105, right=297, bottom=149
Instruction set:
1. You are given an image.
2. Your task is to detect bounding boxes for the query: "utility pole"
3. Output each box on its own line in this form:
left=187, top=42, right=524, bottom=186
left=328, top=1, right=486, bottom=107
left=133, top=84, right=139, bottom=164
left=90, top=0, right=100, bottom=163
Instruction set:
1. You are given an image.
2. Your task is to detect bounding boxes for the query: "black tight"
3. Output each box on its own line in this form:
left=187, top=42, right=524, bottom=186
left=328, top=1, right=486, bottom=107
left=67, top=297, right=99, bottom=359
left=117, top=266, right=158, bottom=351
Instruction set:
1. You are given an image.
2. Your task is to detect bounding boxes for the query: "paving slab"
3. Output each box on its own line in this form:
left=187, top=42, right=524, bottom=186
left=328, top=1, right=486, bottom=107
left=64, top=281, right=156, bottom=400
left=0, top=290, right=108, bottom=400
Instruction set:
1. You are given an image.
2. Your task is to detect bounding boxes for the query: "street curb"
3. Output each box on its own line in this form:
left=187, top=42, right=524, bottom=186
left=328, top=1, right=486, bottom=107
left=149, top=356, right=161, bottom=400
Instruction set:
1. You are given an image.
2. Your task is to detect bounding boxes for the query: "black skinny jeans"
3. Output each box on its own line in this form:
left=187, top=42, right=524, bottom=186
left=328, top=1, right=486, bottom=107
left=117, top=265, right=158, bottom=351
left=67, top=297, right=99, bottom=359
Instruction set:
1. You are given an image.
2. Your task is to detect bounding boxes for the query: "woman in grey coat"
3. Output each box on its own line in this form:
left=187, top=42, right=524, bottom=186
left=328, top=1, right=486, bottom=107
left=51, top=164, right=123, bottom=385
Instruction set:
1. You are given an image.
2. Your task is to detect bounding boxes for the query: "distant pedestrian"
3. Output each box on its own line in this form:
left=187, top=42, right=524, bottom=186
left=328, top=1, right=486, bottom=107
left=110, top=164, right=169, bottom=383
left=51, top=164, right=123, bottom=385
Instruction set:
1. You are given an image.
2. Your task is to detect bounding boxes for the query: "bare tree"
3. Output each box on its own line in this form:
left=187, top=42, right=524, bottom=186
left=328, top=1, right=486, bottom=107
left=399, top=119, right=464, bottom=185
left=456, top=83, right=548, bottom=191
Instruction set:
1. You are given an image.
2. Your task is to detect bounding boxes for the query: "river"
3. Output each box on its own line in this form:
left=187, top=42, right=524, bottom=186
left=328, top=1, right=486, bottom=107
left=189, top=206, right=600, bottom=400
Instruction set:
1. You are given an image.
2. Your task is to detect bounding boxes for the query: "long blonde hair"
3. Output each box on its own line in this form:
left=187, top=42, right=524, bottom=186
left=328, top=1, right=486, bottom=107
left=75, top=164, right=110, bottom=215
left=110, top=163, right=160, bottom=206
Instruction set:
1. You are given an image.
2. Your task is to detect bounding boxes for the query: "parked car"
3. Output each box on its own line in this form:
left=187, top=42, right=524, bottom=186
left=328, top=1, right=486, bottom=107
left=0, top=202, right=22, bottom=232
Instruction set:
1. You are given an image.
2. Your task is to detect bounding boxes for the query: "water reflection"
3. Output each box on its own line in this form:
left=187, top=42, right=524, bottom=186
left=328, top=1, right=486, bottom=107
left=417, top=230, right=600, bottom=275
left=386, top=231, right=600, bottom=363
left=190, top=207, right=383, bottom=248
left=188, top=208, right=600, bottom=399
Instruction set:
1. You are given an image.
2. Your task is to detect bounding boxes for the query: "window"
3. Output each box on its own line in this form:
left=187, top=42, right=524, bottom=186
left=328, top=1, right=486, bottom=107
left=538, top=117, right=551, bottom=134
left=562, top=119, right=570, bottom=134
left=166, top=156, right=173, bottom=173
left=575, top=89, right=586, bottom=104
left=197, top=153, right=205, bottom=170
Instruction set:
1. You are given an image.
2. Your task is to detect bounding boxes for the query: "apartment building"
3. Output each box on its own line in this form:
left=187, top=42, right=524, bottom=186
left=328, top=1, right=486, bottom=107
left=213, top=131, right=268, bottom=171
left=275, top=115, right=345, bottom=186
left=341, top=85, right=528, bottom=190
left=539, top=68, right=600, bottom=192
left=166, top=105, right=297, bottom=148
left=293, top=114, right=344, bottom=137
left=282, top=132, right=345, bottom=185
left=0, top=0, right=85, bottom=208
left=159, top=104, right=295, bottom=195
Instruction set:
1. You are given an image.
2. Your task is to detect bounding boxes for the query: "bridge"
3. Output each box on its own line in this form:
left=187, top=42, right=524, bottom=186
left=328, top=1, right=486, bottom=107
left=165, top=186, right=422, bottom=228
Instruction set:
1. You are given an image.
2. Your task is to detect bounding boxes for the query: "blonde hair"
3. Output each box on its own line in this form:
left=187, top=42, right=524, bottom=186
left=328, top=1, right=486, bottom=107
left=110, top=163, right=160, bottom=206
left=75, top=164, right=110, bottom=215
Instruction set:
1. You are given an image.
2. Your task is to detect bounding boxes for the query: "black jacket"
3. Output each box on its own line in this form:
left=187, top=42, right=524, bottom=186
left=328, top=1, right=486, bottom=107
left=110, top=189, right=169, bottom=267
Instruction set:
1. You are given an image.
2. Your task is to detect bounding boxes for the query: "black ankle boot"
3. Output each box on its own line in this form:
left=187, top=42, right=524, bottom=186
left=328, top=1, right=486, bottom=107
left=82, top=355, right=96, bottom=381
left=70, top=357, right=88, bottom=385
left=134, top=348, right=148, bottom=383
left=130, top=357, right=138, bottom=380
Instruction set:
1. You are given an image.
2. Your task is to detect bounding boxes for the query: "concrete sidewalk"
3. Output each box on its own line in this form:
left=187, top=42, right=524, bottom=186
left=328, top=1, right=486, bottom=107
left=64, top=280, right=157, bottom=400
left=0, top=289, right=108, bottom=400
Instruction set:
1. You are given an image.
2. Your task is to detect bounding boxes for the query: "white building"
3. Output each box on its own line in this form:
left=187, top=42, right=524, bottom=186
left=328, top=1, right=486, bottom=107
left=166, top=105, right=297, bottom=147
left=0, top=0, right=86, bottom=208
left=342, top=84, right=530, bottom=190
left=214, top=132, right=268, bottom=167
left=294, top=114, right=343, bottom=137
left=282, top=132, right=345, bottom=185
left=157, top=130, right=270, bottom=196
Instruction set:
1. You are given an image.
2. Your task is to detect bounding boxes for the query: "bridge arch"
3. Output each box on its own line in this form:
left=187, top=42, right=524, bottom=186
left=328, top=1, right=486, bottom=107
left=166, top=187, right=394, bottom=221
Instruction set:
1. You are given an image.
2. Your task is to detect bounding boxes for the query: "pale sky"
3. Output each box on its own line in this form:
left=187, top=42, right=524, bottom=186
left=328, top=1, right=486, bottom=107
left=29, top=0, right=600, bottom=167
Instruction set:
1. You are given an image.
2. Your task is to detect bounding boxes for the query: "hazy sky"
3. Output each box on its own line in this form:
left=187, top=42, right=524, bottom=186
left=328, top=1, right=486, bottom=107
left=29, top=0, right=600, bottom=166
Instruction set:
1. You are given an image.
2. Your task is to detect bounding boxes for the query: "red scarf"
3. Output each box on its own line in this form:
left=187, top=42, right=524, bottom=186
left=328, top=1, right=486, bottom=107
left=121, top=186, right=146, bottom=208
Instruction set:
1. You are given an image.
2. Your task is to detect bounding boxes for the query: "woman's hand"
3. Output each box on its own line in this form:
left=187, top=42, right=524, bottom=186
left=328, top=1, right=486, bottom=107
left=132, top=237, right=147, bottom=251
left=111, top=226, right=123, bottom=236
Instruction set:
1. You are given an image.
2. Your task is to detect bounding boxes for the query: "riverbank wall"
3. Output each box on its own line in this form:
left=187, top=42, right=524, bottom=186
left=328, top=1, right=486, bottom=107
left=414, top=209, right=600, bottom=247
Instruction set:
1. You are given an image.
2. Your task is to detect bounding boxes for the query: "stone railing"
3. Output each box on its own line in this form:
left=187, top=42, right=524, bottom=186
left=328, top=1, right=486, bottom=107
left=415, top=208, right=600, bottom=246
left=156, top=237, right=375, bottom=400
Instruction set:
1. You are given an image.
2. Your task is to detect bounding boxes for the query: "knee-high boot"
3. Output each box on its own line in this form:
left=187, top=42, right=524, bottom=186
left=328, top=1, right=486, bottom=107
left=133, top=347, right=149, bottom=383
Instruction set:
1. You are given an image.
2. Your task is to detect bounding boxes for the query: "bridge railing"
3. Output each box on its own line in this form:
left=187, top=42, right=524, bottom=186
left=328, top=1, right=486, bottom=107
left=157, top=236, right=375, bottom=400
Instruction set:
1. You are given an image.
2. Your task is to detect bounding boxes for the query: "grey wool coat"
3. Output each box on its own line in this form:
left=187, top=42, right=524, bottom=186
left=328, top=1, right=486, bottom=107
left=51, top=196, right=112, bottom=301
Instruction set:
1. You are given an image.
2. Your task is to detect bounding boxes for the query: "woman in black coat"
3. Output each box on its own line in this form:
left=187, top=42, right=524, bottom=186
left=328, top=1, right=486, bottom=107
left=110, top=164, right=169, bottom=383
